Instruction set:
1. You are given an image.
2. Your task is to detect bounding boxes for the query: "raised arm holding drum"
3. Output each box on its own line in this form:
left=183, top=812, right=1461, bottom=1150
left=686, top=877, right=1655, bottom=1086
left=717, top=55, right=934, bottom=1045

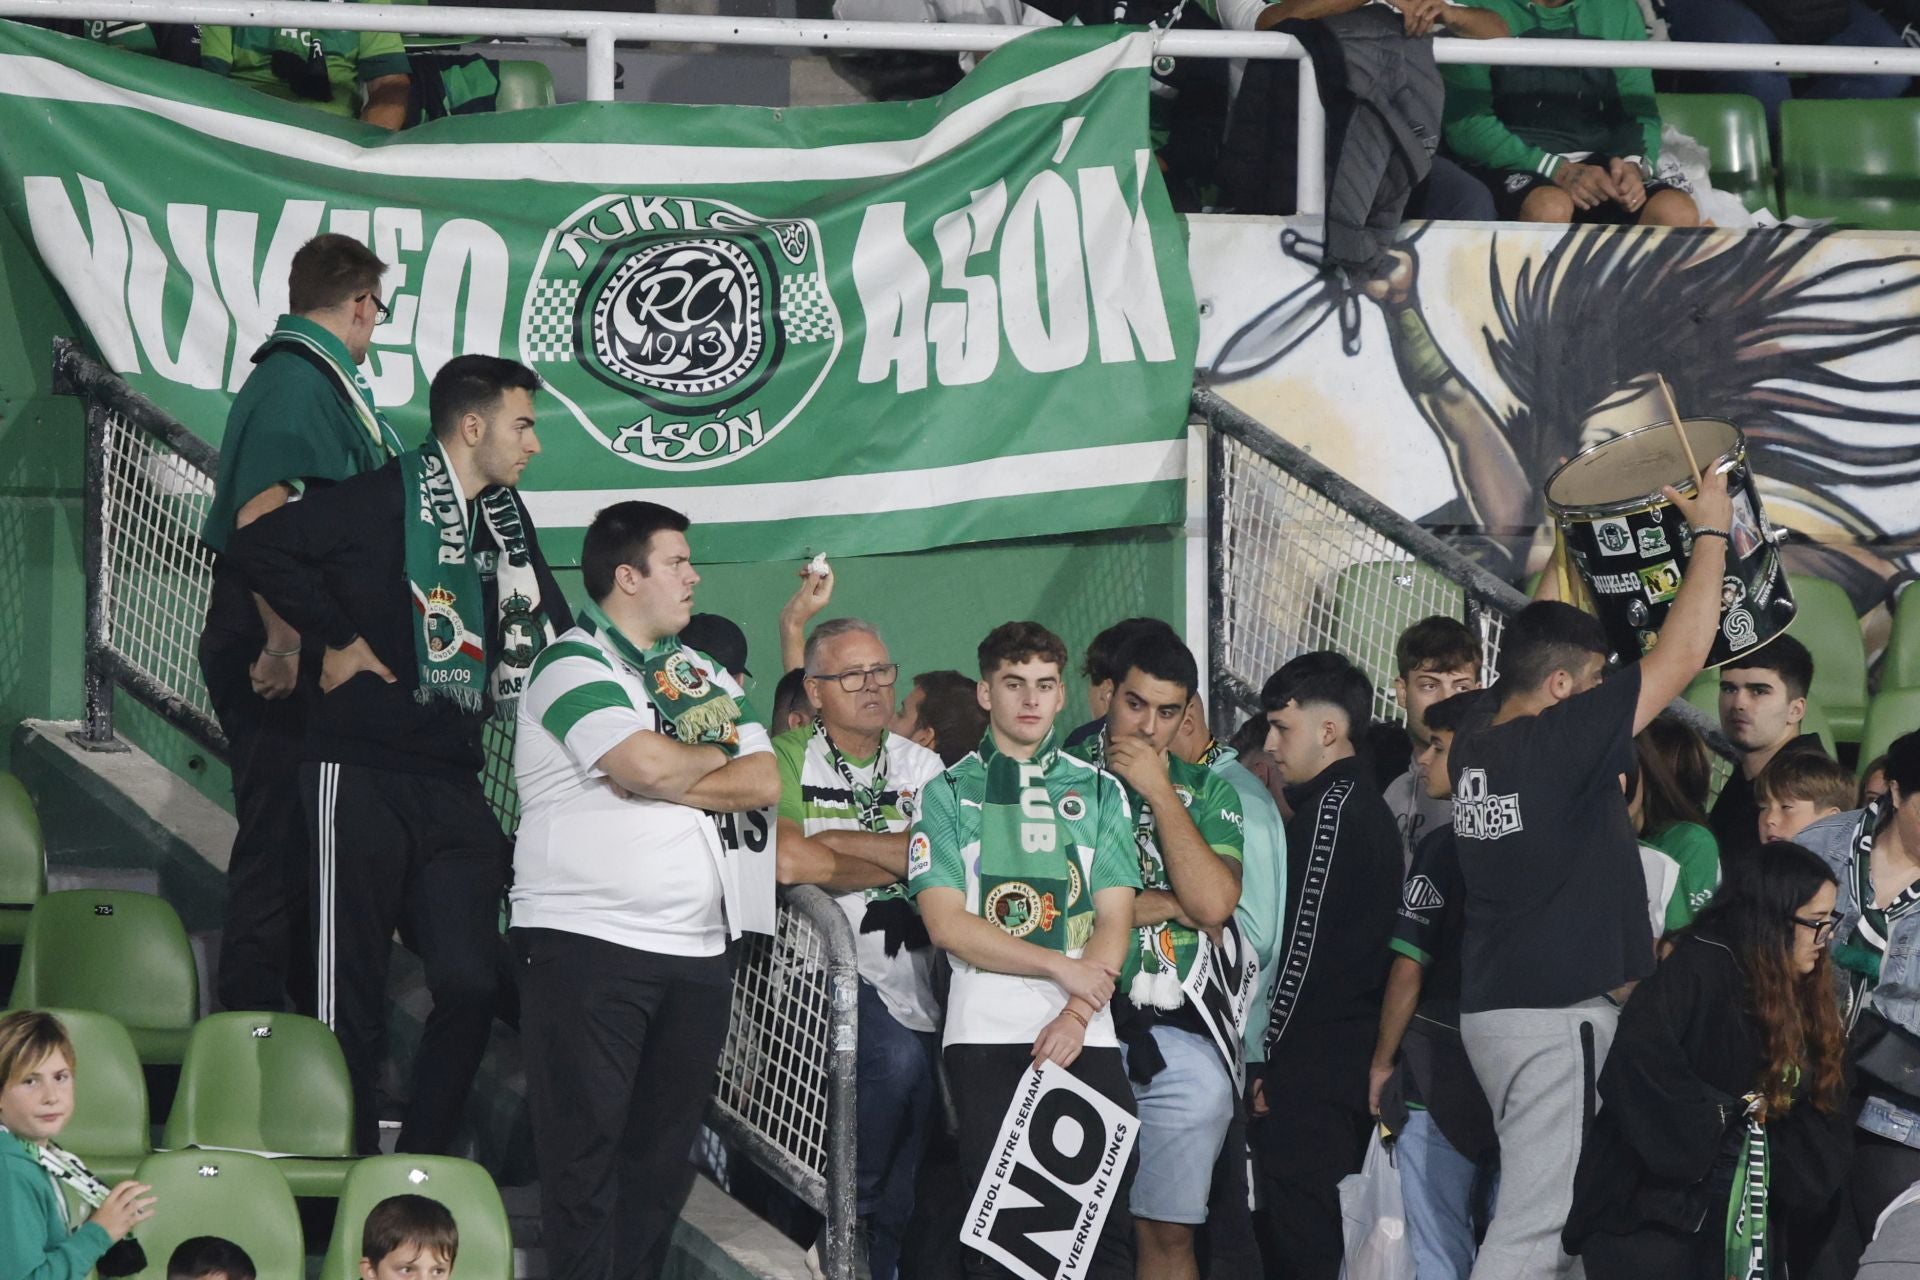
left=1633, top=466, right=1733, bottom=732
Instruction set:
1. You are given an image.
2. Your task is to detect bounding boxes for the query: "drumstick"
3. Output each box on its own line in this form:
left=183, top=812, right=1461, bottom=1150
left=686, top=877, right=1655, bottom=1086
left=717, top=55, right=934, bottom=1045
left=1657, top=373, right=1704, bottom=492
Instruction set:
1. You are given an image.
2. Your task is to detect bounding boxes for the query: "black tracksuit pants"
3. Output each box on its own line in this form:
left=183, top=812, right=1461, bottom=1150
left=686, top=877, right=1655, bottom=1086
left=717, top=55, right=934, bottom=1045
left=513, top=927, right=735, bottom=1280
left=1252, top=1051, right=1374, bottom=1280
left=302, top=759, right=508, bottom=1155
left=200, top=638, right=316, bottom=1017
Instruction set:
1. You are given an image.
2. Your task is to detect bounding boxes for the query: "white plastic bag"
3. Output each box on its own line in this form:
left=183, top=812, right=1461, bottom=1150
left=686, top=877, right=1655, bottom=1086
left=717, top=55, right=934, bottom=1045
left=1338, top=1128, right=1415, bottom=1280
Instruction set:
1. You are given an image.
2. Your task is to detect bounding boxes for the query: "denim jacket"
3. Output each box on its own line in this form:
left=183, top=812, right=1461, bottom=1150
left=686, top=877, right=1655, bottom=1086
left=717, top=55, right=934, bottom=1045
left=1796, top=803, right=1920, bottom=1146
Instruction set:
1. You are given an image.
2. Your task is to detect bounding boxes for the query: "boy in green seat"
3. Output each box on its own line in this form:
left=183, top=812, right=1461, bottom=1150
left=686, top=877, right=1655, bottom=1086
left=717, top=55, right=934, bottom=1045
left=1441, top=0, right=1700, bottom=225
left=201, top=1, right=410, bottom=130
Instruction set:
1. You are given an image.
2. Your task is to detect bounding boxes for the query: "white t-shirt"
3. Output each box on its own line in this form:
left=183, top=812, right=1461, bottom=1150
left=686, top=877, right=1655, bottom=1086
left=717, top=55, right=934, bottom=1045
left=512, top=625, right=773, bottom=956
left=773, top=726, right=948, bottom=1033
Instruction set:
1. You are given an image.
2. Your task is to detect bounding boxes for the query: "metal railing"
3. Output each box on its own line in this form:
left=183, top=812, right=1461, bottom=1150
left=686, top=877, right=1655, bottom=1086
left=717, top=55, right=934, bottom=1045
left=51, top=337, right=860, bottom=1280
left=7, top=0, right=1920, bottom=216
left=1197, top=386, right=1526, bottom=730
left=1195, top=387, right=1738, bottom=761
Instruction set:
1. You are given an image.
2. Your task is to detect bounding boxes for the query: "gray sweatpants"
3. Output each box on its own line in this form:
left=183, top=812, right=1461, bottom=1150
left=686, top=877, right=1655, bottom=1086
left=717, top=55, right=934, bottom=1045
left=1461, top=1000, right=1619, bottom=1280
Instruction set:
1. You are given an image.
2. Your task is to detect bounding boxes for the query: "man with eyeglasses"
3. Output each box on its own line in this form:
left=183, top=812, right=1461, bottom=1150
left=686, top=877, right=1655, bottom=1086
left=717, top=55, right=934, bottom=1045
left=772, top=617, right=947, bottom=1280
left=199, top=232, right=401, bottom=1019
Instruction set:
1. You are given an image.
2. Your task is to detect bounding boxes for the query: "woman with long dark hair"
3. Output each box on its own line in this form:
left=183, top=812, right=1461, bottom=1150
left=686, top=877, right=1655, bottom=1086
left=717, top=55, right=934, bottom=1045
left=1633, top=715, right=1721, bottom=931
left=1564, top=841, right=1853, bottom=1278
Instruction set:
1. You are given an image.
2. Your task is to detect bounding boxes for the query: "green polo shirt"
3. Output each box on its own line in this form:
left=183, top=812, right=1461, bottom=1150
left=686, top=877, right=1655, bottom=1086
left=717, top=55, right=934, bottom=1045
left=202, top=316, right=397, bottom=553
left=201, top=1, right=410, bottom=119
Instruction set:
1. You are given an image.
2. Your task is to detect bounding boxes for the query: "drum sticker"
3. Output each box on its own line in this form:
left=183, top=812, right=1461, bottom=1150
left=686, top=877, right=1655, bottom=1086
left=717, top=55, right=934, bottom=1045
left=1591, top=572, right=1641, bottom=596
left=1677, top=523, right=1695, bottom=556
left=1595, top=517, right=1635, bottom=556
left=1730, top=492, right=1763, bottom=558
left=1639, top=560, right=1683, bottom=604
left=1638, top=629, right=1659, bottom=654
left=1724, top=608, right=1760, bottom=651
left=1637, top=526, right=1671, bottom=558
left=1722, top=576, right=1748, bottom=609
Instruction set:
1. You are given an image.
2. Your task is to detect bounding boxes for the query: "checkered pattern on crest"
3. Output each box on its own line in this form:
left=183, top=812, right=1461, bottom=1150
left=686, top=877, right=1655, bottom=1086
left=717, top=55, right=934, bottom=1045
left=524, top=279, right=580, bottom=362
left=780, top=275, right=836, bottom=344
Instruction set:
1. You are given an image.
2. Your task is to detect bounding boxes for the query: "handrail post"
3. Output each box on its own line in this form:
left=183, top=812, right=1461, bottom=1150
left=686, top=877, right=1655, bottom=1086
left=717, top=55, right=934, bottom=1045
left=1294, top=56, right=1326, bottom=216
left=586, top=28, right=616, bottom=102
left=821, top=918, right=859, bottom=1280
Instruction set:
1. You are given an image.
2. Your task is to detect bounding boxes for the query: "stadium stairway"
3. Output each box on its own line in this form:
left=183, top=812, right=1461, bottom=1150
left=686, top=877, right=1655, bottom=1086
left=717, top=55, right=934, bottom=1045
left=8, top=718, right=814, bottom=1280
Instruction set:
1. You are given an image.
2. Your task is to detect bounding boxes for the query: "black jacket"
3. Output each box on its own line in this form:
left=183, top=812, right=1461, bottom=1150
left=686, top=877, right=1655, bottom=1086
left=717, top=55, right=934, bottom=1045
left=226, top=459, right=567, bottom=777
left=1565, top=933, right=1853, bottom=1249
left=1264, top=754, right=1403, bottom=1097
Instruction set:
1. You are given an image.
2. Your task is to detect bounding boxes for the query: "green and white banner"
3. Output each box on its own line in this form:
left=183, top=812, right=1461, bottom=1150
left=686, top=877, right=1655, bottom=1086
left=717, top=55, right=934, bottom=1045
left=0, top=19, right=1196, bottom=562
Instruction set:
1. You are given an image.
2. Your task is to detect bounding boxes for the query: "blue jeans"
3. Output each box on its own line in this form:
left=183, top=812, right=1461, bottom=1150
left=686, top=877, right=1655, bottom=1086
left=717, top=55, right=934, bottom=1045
left=1398, top=1109, right=1497, bottom=1280
left=1664, top=0, right=1908, bottom=133
left=855, top=980, right=938, bottom=1280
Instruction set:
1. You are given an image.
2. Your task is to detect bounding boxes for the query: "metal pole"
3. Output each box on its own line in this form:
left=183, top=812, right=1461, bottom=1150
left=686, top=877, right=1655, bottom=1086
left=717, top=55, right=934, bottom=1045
left=8, top=0, right=1920, bottom=76
left=70, top=400, right=126, bottom=753
left=585, top=27, right=615, bottom=102
left=1294, top=56, right=1326, bottom=217
left=1207, top=426, right=1233, bottom=740
left=821, top=923, right=860, bottom=1280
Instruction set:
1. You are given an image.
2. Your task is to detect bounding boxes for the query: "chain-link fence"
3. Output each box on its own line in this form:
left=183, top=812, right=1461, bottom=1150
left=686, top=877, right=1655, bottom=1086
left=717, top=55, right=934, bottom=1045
left=53, top=338, right=858, bottom=1280
left=1196, top=387, right=1528, bottom=733
left=1194, top=387, right=1735, bottom=767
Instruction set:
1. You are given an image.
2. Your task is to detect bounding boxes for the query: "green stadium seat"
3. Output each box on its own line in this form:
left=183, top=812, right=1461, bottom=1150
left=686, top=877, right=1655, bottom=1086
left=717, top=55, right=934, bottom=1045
left=495, top=59, right=556, bottom=112
left=1331, top=560, right=1467, bottom=706
left=9, top=891, right=198, bottom=1064
left=321, top=1156, right=514, bottom=1280
left=1881, top=585, right=1920, bottom=693
left=1785, top=575, right=1869, bottom=743
left=1, top=1008, right=151, bottom=1184
left=0, top=773, right=46, bottom=945
left=1800, top=697, right=1840, bottom=761
left=125, top=1150, right=304, bottom=1280
left=1656, top=93, right=1775, bottom=212
left=1780, top=99, right=1920, bottom=231
left=1859, top=688, right=1920, bottom=777
left=1685, top=669, right=1720, bottom=721
left=161, top=1012, right=357, bottom=1197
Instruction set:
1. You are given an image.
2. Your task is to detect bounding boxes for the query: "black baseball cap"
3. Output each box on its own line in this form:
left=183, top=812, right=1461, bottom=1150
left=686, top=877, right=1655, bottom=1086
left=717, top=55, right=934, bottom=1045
left=682, top=613, right=750, bottom=680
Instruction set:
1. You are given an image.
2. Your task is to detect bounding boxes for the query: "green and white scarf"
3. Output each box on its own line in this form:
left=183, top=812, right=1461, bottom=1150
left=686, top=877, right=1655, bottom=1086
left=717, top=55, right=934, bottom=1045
left=1726, top=1097, right=1771, bottom=1280
left=261, top=314, right=405, bottom=464
left=817, top=719, right=906, bottom=905
left=976, top=728, right=1080, bottom=954
left=1082, top=731, right=1202, bottom=1009
left=400, top=440, right=552, bottom=713
left=578, top=599, right=743, bottom=754
left=3, top=1128, right=110, bottom=1217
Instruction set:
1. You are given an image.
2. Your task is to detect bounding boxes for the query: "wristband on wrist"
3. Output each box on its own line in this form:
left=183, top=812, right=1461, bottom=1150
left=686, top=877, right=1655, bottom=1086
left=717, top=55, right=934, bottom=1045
left=263, top=644, right=300, bottom=658
left=1689, top=526, right=1730, bottom=542
left=1061, top=1006, right=1089, bottom=1029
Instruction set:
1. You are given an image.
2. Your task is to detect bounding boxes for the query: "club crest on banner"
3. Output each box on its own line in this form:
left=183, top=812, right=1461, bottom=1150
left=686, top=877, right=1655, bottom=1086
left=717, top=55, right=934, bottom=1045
left=519, top=194, right=842, bottom=471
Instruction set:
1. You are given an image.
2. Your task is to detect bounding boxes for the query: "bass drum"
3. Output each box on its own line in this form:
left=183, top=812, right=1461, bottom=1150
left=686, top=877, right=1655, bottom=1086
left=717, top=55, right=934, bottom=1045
left=1544, top=417, right=1796, bottom=669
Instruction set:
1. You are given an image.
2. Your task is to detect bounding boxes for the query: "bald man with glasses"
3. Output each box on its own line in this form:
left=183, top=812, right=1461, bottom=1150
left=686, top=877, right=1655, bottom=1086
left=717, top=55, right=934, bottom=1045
left=773, top=617, right=947, bottom=1280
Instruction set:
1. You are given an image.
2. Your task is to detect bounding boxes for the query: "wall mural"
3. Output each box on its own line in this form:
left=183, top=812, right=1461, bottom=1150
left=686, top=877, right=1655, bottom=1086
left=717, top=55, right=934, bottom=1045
left=1192, top=218, right=1920, bottom=652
